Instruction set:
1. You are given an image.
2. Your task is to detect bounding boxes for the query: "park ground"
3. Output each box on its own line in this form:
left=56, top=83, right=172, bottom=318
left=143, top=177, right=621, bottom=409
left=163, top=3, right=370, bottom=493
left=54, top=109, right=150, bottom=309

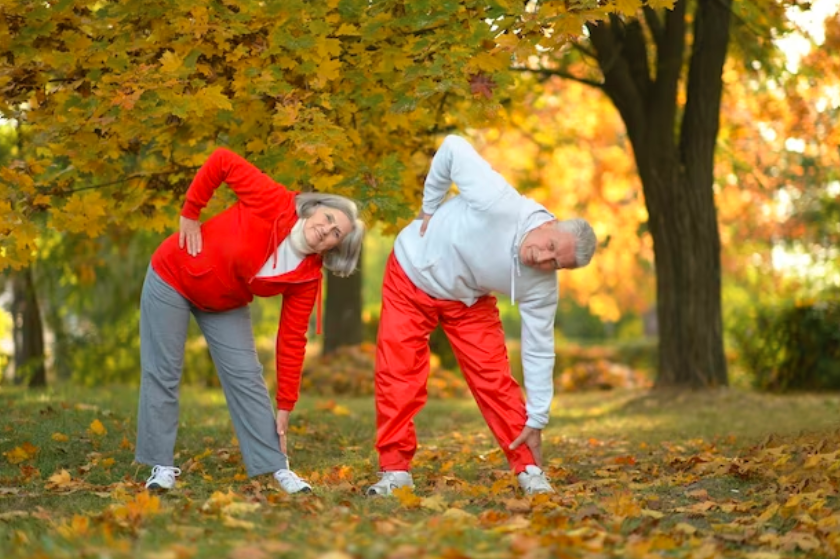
left=1, top=385, right=839, bottom=559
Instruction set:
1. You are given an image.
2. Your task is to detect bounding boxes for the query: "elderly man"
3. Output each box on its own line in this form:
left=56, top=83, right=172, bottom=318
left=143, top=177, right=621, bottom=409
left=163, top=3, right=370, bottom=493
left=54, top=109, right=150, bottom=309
left=367, top=135, right=597, bottom=496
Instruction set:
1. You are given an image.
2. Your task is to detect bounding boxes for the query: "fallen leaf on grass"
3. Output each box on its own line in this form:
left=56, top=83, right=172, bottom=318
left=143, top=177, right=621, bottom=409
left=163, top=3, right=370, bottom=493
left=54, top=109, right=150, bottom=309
left=420, top=494, right=446, bottom=512
left=492, top=515, right=530, bottom=533
left=393, top=486, right=422, bottom=508
left=0, top=511, right=29, bottom=521
left=46, top=469, right=78, bottom=491
left=3, top=442, right=38, bottom=464
left=503, top=498, right=531, bottom=514
left=51, top=433, right=69, bottom=442
left=88, top=419, right=107, bottom=436
left=56, top=514, right=93, bottom=539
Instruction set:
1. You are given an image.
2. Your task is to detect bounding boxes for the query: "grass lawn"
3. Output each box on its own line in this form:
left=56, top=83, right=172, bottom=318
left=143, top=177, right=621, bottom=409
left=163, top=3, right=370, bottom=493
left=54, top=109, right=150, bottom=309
left=1, top=384, right=839, bottom=558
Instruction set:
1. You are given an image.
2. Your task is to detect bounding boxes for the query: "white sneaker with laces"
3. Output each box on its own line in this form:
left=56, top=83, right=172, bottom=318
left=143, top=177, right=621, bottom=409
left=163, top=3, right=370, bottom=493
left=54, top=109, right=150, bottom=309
left=517, top=465, right=554, bottom=495
left=366, top=471, right=414, bottom=496
left=273, top=469, right=313, bottom=494
left=145, top=465, right=181, bottom=490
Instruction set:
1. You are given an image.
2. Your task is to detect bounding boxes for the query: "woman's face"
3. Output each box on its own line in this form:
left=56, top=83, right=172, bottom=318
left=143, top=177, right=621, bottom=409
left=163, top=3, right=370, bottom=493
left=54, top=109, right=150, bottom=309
left=304, top=205, right=353, bottom=253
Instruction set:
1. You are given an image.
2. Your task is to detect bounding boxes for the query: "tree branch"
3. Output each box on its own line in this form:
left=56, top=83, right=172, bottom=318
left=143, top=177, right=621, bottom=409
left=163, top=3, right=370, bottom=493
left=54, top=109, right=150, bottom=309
left=510, top=66, right=603, bottom=89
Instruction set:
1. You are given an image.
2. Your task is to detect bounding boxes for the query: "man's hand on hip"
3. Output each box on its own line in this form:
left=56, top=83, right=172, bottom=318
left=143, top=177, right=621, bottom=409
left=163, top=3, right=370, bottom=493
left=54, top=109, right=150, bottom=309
left=509, top=426, right=543, bottom=467
left=418, top=212, right=432, bottom=237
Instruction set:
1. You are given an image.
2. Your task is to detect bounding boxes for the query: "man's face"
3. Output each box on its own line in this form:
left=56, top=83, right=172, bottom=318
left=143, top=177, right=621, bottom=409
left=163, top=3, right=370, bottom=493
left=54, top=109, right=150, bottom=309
left=519, top=222, right=577, bottom=272
left=304, top=205, right=352, bottom=252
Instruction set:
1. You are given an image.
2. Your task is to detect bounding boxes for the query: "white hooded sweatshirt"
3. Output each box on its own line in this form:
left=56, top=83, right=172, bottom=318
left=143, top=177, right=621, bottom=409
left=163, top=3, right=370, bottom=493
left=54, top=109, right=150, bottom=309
left=394, top=135, right=558, bottom=429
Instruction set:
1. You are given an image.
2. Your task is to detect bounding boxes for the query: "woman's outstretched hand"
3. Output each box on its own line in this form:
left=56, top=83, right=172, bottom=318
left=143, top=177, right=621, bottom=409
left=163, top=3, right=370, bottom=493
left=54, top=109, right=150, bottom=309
left=179, top=216, right=203, bottom=257
left=276, top=410, right=290, bottom=456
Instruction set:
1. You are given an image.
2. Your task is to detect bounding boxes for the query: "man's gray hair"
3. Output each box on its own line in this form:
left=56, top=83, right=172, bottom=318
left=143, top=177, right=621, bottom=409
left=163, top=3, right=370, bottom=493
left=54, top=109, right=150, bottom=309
left=556, top=218, right=597, bottom=268
left=296, top=192, right=365, bottom=277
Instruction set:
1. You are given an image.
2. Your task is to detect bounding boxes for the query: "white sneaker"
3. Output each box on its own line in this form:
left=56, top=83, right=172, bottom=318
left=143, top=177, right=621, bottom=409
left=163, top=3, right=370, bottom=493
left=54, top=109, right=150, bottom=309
left=145, top=465, right=181, bottom=490
left=366, top=471, right=414, bottom=496
left=517, top=465, right=554, bottom=495
left=273, top=469, right=312, bottom=494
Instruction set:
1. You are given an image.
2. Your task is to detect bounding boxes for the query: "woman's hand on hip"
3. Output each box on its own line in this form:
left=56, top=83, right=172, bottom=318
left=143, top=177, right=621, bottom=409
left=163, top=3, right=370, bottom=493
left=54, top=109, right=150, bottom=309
left=179, top=216, right=203, bottom=257
left=276, top=409, right=291, bottom=456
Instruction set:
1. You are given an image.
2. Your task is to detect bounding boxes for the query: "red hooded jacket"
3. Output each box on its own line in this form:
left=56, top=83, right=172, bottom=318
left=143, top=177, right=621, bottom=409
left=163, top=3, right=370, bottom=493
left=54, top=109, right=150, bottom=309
left=151, top=148, right=322, bottom=411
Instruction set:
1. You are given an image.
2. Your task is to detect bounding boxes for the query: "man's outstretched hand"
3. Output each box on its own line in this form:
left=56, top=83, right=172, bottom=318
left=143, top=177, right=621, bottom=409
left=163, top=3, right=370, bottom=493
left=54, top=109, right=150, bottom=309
left=509, top=426, right=543, bottom=467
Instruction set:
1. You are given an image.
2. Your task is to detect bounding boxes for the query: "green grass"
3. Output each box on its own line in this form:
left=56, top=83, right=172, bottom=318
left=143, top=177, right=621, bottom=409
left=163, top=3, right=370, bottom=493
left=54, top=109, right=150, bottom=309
left=1, top=385, right=839, bottom=558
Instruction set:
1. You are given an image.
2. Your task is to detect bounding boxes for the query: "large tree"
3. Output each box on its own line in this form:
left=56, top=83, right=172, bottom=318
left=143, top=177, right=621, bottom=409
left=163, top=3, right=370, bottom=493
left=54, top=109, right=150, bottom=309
left=507, top=0, right=804, bottom=387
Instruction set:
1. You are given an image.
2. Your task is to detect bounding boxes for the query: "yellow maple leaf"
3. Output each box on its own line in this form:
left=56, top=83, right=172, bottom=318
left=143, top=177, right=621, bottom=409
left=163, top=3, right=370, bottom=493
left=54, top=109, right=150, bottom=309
left=316, top=58, right=342, bottom=83
left=47, top=469, right=74, bottom=489
left=194, top=85, right=233, bottom=112
left=646, top=0, right=676, bottom=9
left=160, top=50, right=184, bottom=74
left=335, top=23, right=360, bottom=36
left=392, top=486, right=422, bottom=508
left=315, top=37, right=341, bottom=59
left=3, top=443, right=38, bottom=465
left=32, top=194, right=51, bottom=207
left=51, top=433, right=69, bottom=442
left=89, top=419, right=107, bottom=436
left=246, top=137, right=268, bottom=154
left=466, top=51, right=509, bottom=74
left=613, top=0, right=643, bottom=14
left=51, top=191, right=107, bottom=237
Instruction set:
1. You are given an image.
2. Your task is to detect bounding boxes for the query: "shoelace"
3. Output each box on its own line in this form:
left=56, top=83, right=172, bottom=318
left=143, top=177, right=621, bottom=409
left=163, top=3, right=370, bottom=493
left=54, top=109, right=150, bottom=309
left=148, top=465, right=181, bottom=483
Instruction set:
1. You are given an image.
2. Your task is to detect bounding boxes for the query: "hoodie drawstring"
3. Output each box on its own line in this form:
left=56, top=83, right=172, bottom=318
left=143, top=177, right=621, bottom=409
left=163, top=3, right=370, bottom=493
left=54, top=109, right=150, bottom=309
left=511, top=245, right=521, bottom=306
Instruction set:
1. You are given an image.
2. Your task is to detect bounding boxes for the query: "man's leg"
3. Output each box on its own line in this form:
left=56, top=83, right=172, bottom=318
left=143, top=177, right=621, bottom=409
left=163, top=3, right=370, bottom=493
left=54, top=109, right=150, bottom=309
left=440, top=295, right=536, bottom=474
left=374, top=252, right=439, bottom=471
left=135, top=267, right=191, bottom=469
left=193, top=305, right=288, bottom=477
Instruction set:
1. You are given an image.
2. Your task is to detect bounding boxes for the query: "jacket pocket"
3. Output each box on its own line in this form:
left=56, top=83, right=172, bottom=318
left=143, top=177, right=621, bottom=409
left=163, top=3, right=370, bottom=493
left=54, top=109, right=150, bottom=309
left=183, top=266, right=242, bottom=311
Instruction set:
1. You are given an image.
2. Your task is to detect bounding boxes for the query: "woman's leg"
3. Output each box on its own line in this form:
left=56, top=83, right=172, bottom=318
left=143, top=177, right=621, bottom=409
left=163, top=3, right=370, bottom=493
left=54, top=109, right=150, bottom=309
left=194, top=305, right=287, bottom=477
left=135, top=267, right=192, bottom=467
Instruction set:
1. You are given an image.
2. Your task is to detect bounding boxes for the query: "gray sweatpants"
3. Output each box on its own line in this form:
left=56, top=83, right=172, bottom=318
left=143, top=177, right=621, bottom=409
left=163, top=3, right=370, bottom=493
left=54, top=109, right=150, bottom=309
left=135, top=266, right=287, bottom=476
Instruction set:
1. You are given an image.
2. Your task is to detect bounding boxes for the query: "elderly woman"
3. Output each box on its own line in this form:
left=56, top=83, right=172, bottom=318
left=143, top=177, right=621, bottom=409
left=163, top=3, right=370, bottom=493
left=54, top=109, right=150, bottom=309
left=135, top=148, right=364, bottom=494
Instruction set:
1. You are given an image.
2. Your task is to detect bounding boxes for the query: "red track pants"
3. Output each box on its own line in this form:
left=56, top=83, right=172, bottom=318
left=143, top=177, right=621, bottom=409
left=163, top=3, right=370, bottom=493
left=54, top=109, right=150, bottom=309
left=374, top=252, right=536, bottom=474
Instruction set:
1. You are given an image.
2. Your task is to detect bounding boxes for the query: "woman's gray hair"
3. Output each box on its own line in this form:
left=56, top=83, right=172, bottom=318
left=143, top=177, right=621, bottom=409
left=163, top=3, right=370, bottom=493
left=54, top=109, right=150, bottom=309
left=296, top=192, right=365, bottom=277
left=556, top=218, right=597, bottom=268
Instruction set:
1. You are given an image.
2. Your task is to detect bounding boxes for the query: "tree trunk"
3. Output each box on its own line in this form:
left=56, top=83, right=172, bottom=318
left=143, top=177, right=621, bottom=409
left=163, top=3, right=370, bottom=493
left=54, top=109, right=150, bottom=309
left=322, top=250, right=363, bottom=355
left=587, top=0, right=730, bottom=387
left=11, top=266, right=47, bottom=387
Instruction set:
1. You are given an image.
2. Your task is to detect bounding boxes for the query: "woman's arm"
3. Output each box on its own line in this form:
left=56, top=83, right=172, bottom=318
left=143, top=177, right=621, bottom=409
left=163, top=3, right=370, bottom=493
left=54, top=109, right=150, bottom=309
left=182, top=148, right=288, bottom=221
left=274, top=279, right=319, bottom=411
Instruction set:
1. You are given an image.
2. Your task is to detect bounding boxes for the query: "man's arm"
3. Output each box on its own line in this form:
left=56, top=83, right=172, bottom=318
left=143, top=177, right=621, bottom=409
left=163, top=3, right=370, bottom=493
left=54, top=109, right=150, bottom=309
left=422, top=135, right=513, bottom=215
left=518, top=294, right=558, bottom=429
